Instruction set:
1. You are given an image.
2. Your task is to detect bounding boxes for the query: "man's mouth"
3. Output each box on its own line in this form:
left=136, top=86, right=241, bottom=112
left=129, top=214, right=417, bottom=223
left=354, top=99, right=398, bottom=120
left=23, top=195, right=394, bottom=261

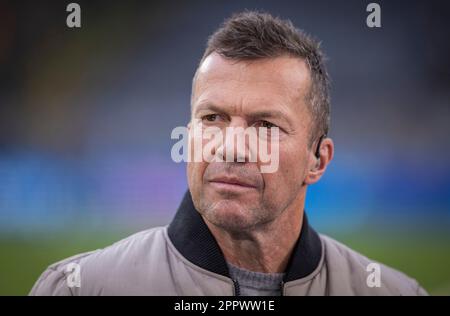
left=208, top=175, right=258, bottom=191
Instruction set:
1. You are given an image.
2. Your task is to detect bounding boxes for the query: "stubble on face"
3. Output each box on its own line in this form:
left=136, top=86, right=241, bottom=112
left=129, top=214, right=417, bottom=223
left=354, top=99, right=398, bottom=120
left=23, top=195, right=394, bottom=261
left=188, top=53, right=312, bottom=234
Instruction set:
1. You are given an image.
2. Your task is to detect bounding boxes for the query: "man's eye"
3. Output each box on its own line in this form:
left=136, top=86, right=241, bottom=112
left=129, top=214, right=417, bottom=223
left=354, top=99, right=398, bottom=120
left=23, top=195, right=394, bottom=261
left=202, top=114, right=219, bottom=122
left=259, top=121, right=277, bottom=129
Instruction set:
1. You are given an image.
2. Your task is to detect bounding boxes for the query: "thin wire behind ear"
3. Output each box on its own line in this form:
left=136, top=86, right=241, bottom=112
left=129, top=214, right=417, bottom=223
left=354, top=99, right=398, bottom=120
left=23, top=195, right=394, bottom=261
left=314, top=134, right=326, bottom=159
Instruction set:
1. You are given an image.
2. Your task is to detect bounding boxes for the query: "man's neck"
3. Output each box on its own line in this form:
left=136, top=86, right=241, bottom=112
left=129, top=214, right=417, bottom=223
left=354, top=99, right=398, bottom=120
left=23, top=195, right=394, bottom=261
left=204, top=200, right=304, bottom=274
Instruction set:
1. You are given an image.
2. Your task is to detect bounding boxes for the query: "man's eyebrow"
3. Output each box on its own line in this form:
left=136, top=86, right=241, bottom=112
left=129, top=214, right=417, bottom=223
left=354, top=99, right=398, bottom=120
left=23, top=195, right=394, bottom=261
left=194, top=102, right=293, bottom=128
left=194, top=103, right=226, bottom=115
left=194, top=102, right=293, bottom=126
left=247, top=110, right=288, bottom=121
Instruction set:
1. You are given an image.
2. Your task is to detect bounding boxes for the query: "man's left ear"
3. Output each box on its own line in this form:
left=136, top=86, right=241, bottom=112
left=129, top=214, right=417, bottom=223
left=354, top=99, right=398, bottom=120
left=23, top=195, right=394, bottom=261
left=304, top=137, right=334, bottom=185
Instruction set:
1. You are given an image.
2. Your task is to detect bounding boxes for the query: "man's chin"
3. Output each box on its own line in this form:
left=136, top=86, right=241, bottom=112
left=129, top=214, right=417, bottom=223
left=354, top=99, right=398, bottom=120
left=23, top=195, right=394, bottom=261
left=201, top=199, right=259, bottom=231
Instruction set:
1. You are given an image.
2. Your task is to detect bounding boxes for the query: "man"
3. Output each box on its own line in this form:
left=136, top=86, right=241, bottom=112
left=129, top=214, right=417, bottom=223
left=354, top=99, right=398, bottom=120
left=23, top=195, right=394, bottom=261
left=30, top=11, right=427, bottom=296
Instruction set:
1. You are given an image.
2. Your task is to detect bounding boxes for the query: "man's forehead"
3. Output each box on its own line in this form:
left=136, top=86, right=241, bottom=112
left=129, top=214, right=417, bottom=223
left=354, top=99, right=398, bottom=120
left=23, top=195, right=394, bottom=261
left=192, top=53, right=311, bottom=109
left=196, top=52, right=311, bottom=86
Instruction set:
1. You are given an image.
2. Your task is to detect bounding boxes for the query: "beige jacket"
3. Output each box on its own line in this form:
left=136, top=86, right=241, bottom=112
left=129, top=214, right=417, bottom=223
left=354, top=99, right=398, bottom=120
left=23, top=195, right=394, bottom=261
left=30, top=192, right=427, bottom=296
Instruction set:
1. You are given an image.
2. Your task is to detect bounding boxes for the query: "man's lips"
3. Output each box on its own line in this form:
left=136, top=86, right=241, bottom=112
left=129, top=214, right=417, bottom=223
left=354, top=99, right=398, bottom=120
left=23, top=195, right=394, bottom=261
left=207, top=175, right=258, bottom=189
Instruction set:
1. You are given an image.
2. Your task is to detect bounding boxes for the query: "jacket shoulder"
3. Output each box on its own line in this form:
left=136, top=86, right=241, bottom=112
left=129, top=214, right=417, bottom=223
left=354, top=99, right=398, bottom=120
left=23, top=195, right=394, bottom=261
left=320, top=234, right=428, bottom=296
left=29, top=226, right=167, bottom=296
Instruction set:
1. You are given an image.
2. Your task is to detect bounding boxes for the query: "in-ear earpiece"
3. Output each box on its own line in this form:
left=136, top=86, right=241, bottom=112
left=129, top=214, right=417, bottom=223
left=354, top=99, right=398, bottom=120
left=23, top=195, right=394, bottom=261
left=314, top=134, right=326, bottom=159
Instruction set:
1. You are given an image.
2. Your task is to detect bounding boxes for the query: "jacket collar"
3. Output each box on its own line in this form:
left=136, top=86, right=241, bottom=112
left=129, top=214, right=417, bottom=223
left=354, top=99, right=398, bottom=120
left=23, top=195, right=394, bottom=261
left=167, top=191, right=322, bottom=282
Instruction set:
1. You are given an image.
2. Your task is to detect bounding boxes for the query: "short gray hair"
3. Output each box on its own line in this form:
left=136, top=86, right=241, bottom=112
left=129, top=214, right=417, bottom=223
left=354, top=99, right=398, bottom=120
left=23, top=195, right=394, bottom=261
left=196, top=11, right=331, bottom=145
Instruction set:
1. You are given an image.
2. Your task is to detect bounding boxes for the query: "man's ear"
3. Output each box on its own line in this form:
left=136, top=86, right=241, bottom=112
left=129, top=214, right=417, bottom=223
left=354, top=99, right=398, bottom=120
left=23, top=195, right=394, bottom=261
left=304, top=138, right=334, bottom=185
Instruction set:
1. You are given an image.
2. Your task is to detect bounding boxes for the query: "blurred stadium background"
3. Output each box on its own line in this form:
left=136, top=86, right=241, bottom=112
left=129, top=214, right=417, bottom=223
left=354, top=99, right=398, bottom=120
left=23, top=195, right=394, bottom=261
left=0, top=0, right=449, bottom=295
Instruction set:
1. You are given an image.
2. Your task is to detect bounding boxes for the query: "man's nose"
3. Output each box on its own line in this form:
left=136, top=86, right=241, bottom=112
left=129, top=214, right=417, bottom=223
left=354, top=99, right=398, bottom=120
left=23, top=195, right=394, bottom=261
left=216, top=118, right=254, bottom=163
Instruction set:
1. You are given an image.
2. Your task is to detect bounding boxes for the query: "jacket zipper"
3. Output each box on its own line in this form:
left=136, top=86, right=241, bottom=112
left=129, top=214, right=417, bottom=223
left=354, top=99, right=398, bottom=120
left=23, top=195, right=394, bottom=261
left=233, top=279, right=241, bottom=296
left=280, top=281, right=285, bottom=296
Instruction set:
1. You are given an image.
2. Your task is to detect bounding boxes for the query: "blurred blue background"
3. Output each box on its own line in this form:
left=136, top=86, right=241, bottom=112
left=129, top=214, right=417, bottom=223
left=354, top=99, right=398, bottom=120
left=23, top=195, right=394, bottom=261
left=0, top=0, right=449, bottom=294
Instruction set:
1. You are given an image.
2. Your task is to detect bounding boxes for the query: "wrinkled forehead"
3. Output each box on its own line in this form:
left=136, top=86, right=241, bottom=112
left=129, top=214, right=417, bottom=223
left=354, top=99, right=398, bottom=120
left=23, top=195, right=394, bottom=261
left=191, top=53, right=312, bottom=115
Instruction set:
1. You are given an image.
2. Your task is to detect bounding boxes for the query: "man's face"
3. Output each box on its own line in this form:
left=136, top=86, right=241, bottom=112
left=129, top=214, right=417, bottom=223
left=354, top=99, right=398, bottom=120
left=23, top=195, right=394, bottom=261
left=188, top=53, right=314, bottom=232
